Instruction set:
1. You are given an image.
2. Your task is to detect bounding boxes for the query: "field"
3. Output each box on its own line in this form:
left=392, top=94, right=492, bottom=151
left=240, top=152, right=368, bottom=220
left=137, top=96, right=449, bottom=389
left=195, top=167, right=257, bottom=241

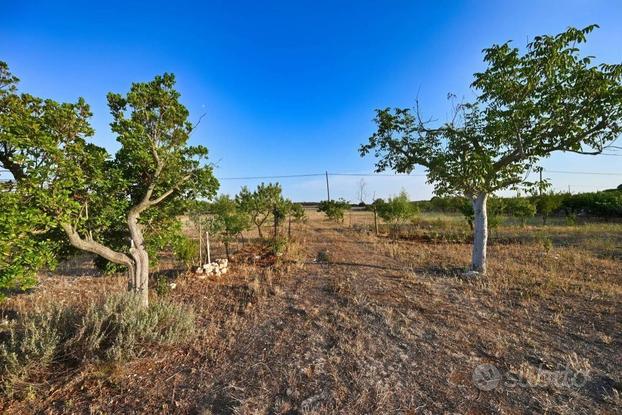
left=1, top=209, right=621, bottom=414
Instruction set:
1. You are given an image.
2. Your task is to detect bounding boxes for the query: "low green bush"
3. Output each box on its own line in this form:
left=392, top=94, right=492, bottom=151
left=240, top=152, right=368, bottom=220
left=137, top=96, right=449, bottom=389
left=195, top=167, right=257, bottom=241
left=317, top=199, right=350, bottom=222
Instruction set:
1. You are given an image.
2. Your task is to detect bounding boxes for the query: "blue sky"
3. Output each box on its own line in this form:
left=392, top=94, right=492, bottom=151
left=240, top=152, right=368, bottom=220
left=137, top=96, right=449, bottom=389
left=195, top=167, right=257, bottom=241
left=2, top=0, right=621, bottom=201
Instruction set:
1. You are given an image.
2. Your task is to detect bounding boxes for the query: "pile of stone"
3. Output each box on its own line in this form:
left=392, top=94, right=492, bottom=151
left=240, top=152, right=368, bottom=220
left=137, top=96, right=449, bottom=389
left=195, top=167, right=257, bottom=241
left=196, top=258, right=228, bottom=278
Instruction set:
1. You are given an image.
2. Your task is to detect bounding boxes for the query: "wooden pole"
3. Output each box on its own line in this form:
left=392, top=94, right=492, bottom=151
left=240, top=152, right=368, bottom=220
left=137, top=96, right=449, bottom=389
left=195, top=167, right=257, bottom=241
left=206, top=230, right=211, bottom=264
left=199, top=221, right=203, bottom=265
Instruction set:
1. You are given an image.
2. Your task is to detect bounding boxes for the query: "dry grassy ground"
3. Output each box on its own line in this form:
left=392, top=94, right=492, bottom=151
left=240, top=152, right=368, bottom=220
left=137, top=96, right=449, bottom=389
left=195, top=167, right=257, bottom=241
left=1, top=210, right=621, bottom=414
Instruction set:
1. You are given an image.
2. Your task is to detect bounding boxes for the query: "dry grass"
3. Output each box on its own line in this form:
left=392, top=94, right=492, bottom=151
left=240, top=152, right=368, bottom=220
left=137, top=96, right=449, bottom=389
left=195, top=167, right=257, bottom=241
left=0, top=210, right=620, bottom=414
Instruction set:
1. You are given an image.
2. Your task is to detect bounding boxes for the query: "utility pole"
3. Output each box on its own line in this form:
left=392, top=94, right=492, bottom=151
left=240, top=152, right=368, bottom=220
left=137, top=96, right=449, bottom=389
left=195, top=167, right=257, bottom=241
left=539, top=168, right=543, bottom=196
left=325, top=171, right=331, bottom=201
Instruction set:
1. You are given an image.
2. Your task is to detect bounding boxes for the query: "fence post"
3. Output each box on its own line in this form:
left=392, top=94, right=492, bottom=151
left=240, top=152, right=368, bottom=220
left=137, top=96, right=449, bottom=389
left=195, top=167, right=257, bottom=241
left=206, top=230, right=211, bottom=264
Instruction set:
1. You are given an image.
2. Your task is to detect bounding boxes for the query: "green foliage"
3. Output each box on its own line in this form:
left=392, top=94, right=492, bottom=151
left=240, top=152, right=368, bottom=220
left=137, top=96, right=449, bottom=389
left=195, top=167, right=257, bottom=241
left=236, top=182, right=283, bottom=238
left=504, top=198, right=536, bottom=226
left=289, top=203, right=307, bottom=224
left=376, top=190, right=418, bottom=238
left=154, top=275, right=172, bottom=297
left=377, top=190, right=418, bottom=224
left=562, top=191, right=622, bottom=217
left=0, top=193, right=58, bottom=296
left=270, top=236, right=289, bottom=256
left=317, top=199, right=350, bottom=222
left=361, top=25, right=622, bottom=199
left=0, top=62, right=219, bottom=294
left=0, top=293, right=195, bottom=398
left=533, top=193, right=564, bottom=224
left=209, top=194, right=251, bottom=244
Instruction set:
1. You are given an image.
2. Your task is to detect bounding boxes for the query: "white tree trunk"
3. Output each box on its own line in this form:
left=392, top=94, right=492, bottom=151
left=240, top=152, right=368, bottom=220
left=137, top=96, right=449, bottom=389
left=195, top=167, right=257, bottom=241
left=128, top=212, right=150, bottom=307
left=471, top=192, right=488, bottom=274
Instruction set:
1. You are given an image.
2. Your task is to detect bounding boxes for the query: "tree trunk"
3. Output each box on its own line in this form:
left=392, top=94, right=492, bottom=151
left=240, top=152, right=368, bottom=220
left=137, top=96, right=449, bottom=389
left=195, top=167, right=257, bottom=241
left=288, top=217, right=292, bottom=239
left=60, top=221, right=139, bottom=295
left=128, top=212, right=150, bottom=307
left=471, top=192, right=488, bottom=274
left=256, top=223, right=263, bottom=239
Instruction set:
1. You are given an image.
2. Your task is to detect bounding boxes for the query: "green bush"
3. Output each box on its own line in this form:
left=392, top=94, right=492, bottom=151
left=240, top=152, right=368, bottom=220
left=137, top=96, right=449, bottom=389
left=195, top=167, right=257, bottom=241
left=0, top=193, right=59, bottom=298
left=377, top=190, right=418, bottom=237
left=317, top=199, right=350, bottom=222
left=561, top=191, right=622, bottom=217
left=532, top=193, right=564, bottom=224
left=504, top=197, right=536, bottom=226
left=0, top=294, right=196, bottom=398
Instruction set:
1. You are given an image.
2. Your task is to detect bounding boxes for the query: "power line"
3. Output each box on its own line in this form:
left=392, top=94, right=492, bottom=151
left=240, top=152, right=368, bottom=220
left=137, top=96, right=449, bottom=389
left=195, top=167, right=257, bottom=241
left=543, top=169, right=622, bottom=176
left=216, top=172, right=428, bottom=180
left=217, top=173, right=324, bottom=181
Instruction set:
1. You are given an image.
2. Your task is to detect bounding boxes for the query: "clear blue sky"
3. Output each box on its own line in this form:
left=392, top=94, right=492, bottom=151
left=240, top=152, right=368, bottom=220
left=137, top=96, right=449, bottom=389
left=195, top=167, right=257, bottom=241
left=2, top=0, right=621, bottom=201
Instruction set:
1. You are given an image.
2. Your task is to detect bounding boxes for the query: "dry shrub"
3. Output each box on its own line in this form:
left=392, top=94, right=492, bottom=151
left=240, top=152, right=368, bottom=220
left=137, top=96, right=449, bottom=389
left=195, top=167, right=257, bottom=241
left=0, top=293, right=196, bottom=398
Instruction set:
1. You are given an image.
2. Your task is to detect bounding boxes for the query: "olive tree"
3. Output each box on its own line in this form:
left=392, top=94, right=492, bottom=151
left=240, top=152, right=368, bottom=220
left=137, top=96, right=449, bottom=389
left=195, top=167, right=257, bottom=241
left=0, top=63, right=218, bottom=305
left=360, top=26, right=622, bottom=274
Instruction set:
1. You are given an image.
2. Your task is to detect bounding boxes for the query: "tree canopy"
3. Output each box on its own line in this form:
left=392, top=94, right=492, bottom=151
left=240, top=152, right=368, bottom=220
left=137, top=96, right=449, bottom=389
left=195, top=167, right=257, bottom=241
left=360, top=25, right=622, bottom=198
left=0, top=62, right=219, bottom=303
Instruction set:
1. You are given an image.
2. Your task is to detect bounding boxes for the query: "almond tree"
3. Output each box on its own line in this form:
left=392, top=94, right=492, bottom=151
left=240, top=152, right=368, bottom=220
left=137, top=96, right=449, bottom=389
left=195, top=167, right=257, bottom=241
left=360, top=26, right=622, bottom=273
left=0, top=63, right=218, bottom=305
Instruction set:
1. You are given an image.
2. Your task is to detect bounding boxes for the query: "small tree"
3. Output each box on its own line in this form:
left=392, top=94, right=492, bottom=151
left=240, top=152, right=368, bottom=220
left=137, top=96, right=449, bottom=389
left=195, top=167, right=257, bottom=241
left=317, top=199, right=350, bottom=222
left=360, top=26, right=622, bottom=273
left=534, top=193, right=563, bottom=225
left=505, top=197, right=536, bottom=226
left=208, top=195, right=250, bottom=259
left=366, top=198, right=385, bottom=236
left=236, top=182, right=283, bottom=238
left=377, top=190, right=418, bottom=238
left=287, top=203, right=307, bottom=238
left=271, top=196, right=291, bottom=240
left=0, top=63, right=218, bottom=305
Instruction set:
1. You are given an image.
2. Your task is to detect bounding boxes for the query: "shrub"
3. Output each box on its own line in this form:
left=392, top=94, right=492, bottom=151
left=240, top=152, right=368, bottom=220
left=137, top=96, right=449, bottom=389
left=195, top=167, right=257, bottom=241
left=269, top=236, right=288, bottom=256
left=0, top=192, right=59, bottom=298
left=377, top=190, right=418, bottom=238
left=561, top=191, right=622, bottom=217
left=505, top=197, right=536, bottom=226
left=533, top=193, right=564, bottom=224
left=317, top=199, right=350, bottom=222
left=315, top=250, right=330, bottom=263
left=0, top=294, right=196, bottom=398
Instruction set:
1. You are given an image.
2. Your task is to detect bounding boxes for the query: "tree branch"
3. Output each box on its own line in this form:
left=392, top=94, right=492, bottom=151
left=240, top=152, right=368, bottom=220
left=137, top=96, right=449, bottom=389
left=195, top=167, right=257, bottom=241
left=60, top=222, right=133, bottom=267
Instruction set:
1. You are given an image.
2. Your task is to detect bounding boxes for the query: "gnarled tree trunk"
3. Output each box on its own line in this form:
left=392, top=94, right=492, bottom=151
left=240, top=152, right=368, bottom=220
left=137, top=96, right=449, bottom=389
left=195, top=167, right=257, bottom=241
left=128, top=210, right=150, bottom=307
left=471, top=192, right=488, bottom=274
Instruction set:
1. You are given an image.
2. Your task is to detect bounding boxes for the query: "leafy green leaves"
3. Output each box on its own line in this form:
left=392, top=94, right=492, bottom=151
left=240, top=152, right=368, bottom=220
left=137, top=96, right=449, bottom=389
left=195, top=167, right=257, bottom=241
left=0, top=62, right=220, bottom=289
left=361, top=26, right=622, bottom=199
